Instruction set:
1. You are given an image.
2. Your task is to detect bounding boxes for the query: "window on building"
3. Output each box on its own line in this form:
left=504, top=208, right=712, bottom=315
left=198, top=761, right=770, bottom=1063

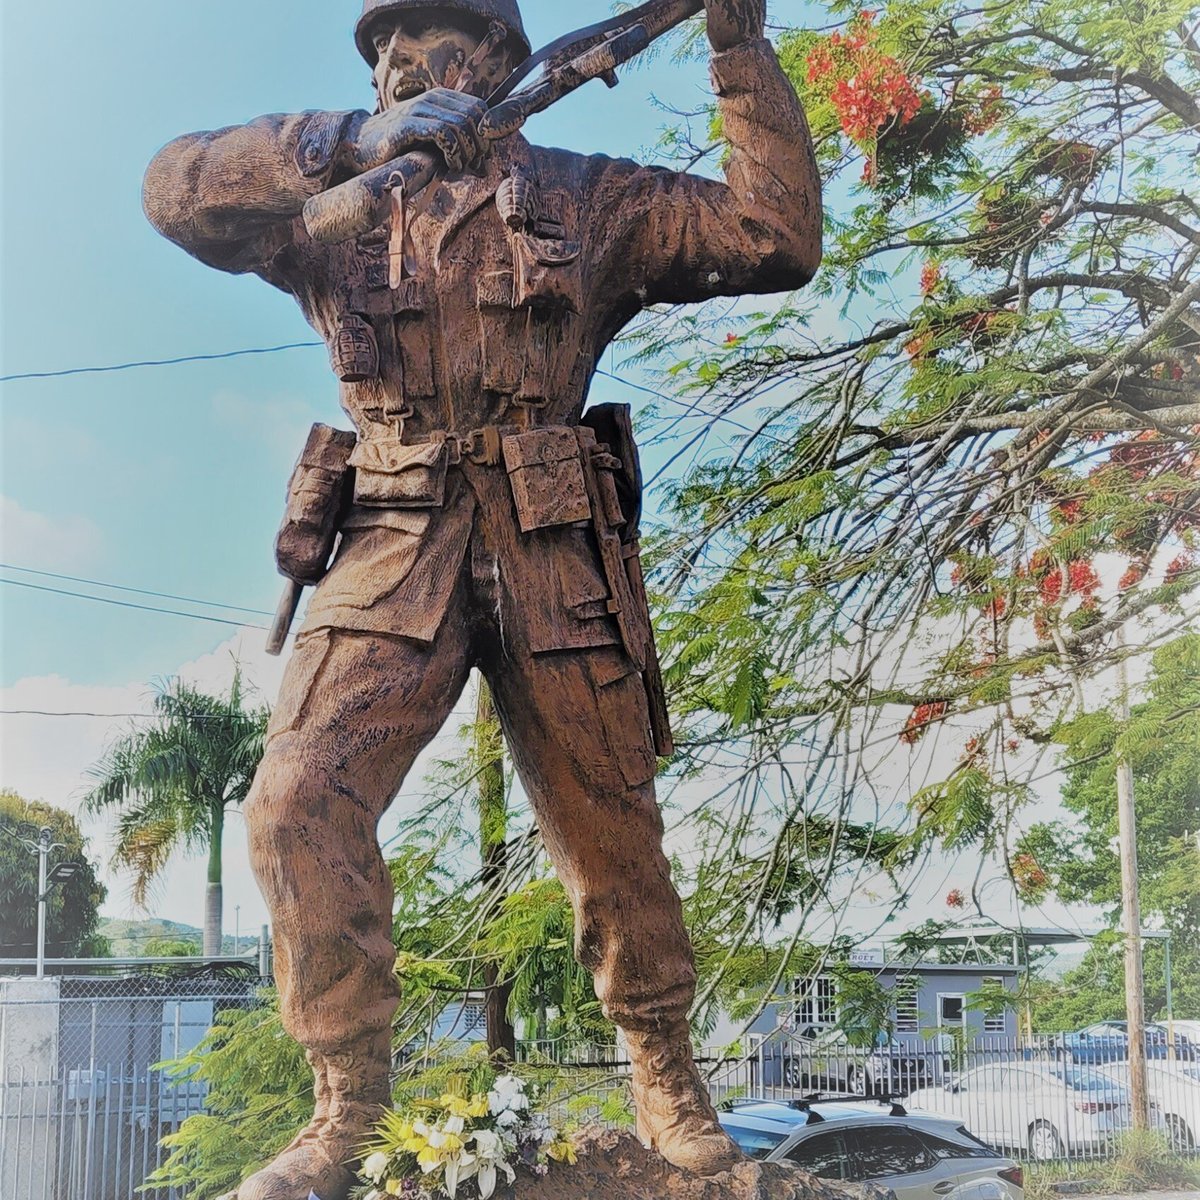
left=894, top=989, right=920, bottom=1034
left=795, top=975, right=838, bottom=1028
left=981, top=977, right=1007, bottom=1034
left=461, top=1003, right=486, bottom=1033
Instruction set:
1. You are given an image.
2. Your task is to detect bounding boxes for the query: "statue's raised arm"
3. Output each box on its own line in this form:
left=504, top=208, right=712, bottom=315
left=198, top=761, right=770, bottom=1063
left=588, top=0, right=822, bottom=305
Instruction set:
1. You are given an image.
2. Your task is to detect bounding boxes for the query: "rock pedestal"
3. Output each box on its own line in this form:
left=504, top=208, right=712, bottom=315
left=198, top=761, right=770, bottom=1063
left=512, top=1129, right=870, bottom=1200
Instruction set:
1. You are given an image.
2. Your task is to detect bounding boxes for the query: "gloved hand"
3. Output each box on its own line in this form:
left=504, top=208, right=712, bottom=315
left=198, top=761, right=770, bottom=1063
left=705, top=0, right=767, bottom=52
left=342, top=89, right=489, bottom=175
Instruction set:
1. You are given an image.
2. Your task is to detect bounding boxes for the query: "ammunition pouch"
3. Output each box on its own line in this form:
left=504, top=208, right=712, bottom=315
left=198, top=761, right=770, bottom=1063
left=501, top=427, right=591, bottom=533
left=276, top=424, right=357, bottom=585
left=349, top=435, right=450, bottom=508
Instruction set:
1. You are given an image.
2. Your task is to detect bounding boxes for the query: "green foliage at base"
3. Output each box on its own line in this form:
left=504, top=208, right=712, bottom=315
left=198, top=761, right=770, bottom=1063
left=142, top=992, right=312, bottom=1199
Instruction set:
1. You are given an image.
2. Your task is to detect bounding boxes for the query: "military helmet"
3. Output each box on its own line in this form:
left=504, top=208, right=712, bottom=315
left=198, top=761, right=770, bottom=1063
left=356, top=0, right=531, bottom=66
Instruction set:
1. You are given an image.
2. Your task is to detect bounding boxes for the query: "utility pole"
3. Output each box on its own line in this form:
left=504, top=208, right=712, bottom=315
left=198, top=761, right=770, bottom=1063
left=1115, top=640, right=1149, bottom=1129
left=36, top=829, right=51, bottom=980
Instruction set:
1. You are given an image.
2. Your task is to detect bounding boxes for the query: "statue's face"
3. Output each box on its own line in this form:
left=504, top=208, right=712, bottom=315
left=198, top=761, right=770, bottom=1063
left=370, top=15, right=514, bottom=106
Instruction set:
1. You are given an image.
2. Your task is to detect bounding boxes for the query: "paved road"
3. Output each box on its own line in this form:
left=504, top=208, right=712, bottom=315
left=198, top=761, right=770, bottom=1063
left=1088, top=1191, right=1200, bottom=1200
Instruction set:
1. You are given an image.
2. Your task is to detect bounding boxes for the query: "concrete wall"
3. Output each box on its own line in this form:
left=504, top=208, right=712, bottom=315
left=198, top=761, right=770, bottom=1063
left=0, top=977, right=61, bottom=1200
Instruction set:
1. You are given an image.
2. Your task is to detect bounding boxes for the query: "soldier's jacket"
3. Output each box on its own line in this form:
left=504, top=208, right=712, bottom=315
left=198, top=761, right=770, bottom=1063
left=144, top=38, right=819, bottom=653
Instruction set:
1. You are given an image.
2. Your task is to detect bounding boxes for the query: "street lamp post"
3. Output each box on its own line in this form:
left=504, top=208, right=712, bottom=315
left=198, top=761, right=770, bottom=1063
left=5, top=825, right=81, bottom=979
left=1, top=822, right=82, bottom=977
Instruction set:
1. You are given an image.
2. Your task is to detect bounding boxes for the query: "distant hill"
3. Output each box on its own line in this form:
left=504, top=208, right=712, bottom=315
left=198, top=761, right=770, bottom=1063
left=98, top=918, right=258, bottom=958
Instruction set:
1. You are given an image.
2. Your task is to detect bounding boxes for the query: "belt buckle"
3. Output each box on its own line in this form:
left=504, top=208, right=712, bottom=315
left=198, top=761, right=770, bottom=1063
left=466, top=426, right=503, bottom=466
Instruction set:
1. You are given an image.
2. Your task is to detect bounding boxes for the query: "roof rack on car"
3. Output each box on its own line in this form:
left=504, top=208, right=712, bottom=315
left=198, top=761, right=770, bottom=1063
left=787, top=1094, right=909, bottom=1118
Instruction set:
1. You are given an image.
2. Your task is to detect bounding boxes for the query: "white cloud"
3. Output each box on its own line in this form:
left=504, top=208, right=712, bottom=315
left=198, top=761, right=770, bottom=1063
left=1, top=630, right=473, bottom=942
left=0, top=495, right=106, bottom=570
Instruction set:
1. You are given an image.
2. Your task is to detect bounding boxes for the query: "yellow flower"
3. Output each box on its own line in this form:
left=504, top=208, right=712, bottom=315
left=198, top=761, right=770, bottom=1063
left=467, top=1093, right=491, bottom=1118
left=441, top=1094, right=474, bottom=1119
left=385, top=1181, right=404, bottom=1196
left=548, top=1138, right=578, bottom=1165
left=417, top=1146, right=443, bottom=1174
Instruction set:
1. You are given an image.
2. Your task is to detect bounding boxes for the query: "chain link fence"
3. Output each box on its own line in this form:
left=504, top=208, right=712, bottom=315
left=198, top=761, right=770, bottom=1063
left=520, top=1032, right=1200, bottom=1165
left=0, top=970, right=267, bottom=1200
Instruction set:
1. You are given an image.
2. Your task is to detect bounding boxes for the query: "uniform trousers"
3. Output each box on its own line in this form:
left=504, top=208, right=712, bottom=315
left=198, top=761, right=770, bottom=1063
left=245, top=502, right=696, bottom=1056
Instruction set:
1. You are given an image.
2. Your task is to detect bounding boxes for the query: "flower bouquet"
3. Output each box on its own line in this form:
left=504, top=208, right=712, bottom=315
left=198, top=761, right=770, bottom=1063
left=353, top=1073, right=578, bottom=1200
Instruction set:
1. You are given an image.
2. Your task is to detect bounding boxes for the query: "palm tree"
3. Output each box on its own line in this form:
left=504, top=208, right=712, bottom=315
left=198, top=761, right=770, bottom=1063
left=85, top=670, right=268, bottom=957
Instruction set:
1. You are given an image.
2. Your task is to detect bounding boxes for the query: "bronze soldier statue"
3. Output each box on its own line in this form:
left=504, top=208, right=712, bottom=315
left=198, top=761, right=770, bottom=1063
left=144, top=1, right=820, bottom=1196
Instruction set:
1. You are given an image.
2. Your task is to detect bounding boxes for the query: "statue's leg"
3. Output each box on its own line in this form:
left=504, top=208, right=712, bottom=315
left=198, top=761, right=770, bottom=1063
left=485, top=644, right=742, bottom=1177
left=234, top=616, right=473, bottom=1200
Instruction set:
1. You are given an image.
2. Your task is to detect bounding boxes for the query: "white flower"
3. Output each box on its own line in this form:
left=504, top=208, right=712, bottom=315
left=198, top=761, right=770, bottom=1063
left=362, top=1151, right=391, bottom=1183
left=443, top=1114, right=466, bottom=1136
left=471, top=1128, right=516, bottom=1199
left=495, top=1109, right=520, bottom=1129
left=444, top=1148, right=478, bottom=1199
left=487, top=1074, right=528, bottom=1115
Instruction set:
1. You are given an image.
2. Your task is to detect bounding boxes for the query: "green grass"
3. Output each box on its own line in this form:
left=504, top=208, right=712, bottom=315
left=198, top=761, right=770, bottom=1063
left=1026, top=1131, right=1200, bottom=1199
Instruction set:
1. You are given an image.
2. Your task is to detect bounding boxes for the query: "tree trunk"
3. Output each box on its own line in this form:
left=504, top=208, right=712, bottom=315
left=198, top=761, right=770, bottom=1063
left=203, top=802, right=225, bottom=958
left=477, top=682, right=517, bottom=1060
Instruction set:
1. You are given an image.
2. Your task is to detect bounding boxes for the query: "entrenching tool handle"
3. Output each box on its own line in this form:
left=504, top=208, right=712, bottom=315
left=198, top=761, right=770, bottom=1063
left=266, top=579, right=305, bottom=657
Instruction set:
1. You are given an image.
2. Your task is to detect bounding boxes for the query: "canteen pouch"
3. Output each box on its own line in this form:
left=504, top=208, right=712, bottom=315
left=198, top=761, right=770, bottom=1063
left=276, top=423, right=357, bottom=584
left=502, top=427, right=591, bottom=533
left=349, top=436, right=450, bottom=508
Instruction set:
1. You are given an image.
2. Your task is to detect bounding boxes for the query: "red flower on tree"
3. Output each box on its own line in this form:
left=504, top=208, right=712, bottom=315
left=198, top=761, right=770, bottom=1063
left=804, top=11, right=927, bottom=179
left=1166, top=553, right=1196, bottom=583
left=946, top=889, right=966, bottom=909
left=1012, top=854, right=1048, bottom=899
left=920, top=261, right=943, bottom=296
left=901, top=700, right=949, bottom=744
left=1119, top=563, right=1146, bottom=591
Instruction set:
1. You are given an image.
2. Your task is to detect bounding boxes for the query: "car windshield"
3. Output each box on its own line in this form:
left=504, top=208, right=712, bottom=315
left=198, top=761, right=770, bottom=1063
left=720, top=1122, right=788, bottom=1160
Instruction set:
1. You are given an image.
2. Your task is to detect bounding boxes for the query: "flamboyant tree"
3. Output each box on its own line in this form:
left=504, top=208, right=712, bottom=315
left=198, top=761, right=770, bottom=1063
left=635, top=0, right=1199, bottom=926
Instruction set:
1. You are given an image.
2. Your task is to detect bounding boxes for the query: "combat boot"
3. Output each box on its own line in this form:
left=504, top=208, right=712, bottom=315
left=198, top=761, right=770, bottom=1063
left=226, top=1034, right=392, bottom=1200
left=626, top=1023, right=743, bottom=1176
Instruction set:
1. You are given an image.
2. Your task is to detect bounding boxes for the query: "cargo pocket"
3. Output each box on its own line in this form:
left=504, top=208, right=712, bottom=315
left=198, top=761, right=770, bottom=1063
left=590, top=651, right=658, bottom=790
left=557, top=527, right=613, bottom=622
left=303, top=520, right=429, bottom=616
left=268, top=631, right=333, bottom=741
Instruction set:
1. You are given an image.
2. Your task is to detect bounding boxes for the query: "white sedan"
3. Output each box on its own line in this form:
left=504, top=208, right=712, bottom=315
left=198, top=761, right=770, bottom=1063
left=1098, top=1062, right=1200, bottom=1151
left=907, top=1063, right=1150, bottom=1160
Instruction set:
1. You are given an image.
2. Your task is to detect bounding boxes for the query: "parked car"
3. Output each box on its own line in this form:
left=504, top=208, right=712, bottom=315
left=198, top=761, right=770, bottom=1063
left=1168, top=1019, right=1200, bottom=1046
left=776, top=1026, right=949, bottom=1096
left=1098, top=1062, right=1200, bottom=1151
left=1056, top=1021, right=1197, bottom=1064
left=906, top=1063, right=1159, bottom=1160
left=719, top=1099, right=1024, bottom=1200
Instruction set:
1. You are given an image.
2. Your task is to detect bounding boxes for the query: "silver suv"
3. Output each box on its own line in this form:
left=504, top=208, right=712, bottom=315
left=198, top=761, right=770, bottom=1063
left=719, top=1100, right=1024, bottom=1200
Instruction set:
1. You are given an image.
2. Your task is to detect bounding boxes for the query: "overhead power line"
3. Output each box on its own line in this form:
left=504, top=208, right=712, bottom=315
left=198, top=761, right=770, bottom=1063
left=0, top=578, right=269, bottom=631
left=0, top=343, right=324, bottom=383
left=0, top=563, right=274, bottom=618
